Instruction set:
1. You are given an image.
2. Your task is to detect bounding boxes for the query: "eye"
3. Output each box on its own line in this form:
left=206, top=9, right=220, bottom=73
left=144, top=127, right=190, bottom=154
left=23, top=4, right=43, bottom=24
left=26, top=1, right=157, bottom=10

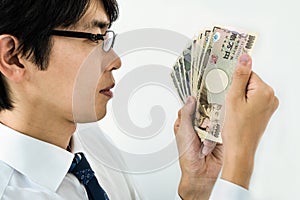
left=88, top=34, right=101, bottom=44
left=91, top=39, right=99, bottom=44
left=90, top=39, right=100, bottom=44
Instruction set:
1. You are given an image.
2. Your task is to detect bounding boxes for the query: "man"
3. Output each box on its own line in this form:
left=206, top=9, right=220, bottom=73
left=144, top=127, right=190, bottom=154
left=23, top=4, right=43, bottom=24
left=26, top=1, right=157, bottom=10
left=0, top=0, right=278, bottom=200
left=0, top=0, right=125, bottom=199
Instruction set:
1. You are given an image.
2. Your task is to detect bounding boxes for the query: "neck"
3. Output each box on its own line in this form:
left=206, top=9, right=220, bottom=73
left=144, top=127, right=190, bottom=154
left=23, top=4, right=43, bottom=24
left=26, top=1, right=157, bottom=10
left=0, top=105, right=76, bottom=150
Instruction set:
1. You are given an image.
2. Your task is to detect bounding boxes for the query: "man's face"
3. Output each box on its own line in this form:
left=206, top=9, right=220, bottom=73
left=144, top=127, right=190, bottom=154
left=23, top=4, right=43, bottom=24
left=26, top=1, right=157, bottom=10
left=22, top=0, right=121, bottom=123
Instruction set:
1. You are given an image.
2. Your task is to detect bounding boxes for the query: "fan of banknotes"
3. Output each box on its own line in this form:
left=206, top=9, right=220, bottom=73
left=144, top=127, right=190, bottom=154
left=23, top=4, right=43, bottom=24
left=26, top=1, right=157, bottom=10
left=171, top=26, right=256, bottom=143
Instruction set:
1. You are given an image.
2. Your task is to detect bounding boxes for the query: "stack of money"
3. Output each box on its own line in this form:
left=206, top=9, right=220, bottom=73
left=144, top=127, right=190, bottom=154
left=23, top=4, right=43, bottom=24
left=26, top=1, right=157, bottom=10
left=171, top=26, right=256, bottom=143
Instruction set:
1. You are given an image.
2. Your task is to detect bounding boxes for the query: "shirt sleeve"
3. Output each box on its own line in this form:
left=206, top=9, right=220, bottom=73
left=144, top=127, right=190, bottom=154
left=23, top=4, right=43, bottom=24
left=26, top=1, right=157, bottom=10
left=174, top=179, right=251, bottom=200
left=209, top=178, right=251, bottom=200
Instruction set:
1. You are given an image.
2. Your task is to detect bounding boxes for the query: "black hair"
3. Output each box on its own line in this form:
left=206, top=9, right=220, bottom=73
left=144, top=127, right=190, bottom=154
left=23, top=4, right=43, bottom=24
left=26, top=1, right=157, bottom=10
left=0, top=0, right=119, bottom=110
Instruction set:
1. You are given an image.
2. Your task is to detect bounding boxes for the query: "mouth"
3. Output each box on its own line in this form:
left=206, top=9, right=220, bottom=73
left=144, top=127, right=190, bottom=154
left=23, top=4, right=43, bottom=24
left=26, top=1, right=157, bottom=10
left=99, top=83, right=115, bottom=98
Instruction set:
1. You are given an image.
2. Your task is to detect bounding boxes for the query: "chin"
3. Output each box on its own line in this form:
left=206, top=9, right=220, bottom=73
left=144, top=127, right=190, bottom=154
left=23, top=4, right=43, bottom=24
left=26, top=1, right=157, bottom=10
left=96, top=109, right=107, bottom=121
left=95, top=96, right=110, bottom=121
left=72, top=106, right=107, bottom=123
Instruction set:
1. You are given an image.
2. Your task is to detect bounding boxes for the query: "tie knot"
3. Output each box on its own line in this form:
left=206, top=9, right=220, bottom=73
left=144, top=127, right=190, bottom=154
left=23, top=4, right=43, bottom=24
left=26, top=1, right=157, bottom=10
left=69, top=153, right=95, bottom=185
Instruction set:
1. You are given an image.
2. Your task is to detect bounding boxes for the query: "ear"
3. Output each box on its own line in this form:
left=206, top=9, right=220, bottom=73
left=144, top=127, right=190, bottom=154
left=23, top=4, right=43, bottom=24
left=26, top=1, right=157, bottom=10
left=0, top=35, right=25, bottom=83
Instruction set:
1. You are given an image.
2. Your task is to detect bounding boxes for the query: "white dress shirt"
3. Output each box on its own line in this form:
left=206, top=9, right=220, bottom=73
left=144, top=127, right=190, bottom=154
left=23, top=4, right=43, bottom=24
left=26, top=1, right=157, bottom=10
left=174, top=178, right=251, bottom=200
left=0, top=123, right=140, bottom=200
left=210, top=179, right=251, bottom=200
left=0, top=122, right=250, bottom=200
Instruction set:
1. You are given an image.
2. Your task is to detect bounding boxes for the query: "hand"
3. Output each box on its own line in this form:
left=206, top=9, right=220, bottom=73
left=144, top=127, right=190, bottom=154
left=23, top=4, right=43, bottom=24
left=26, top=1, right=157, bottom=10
left=174, top=96, right=223, bottom=200
left=221, top=54, right=279, bottom=189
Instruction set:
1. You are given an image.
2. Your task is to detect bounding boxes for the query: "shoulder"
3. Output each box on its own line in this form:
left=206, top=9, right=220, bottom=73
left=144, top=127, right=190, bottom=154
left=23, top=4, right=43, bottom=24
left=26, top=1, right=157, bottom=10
left=0, top=161, right=14, bottom=198
left=0, top=162, right=59, bottom=199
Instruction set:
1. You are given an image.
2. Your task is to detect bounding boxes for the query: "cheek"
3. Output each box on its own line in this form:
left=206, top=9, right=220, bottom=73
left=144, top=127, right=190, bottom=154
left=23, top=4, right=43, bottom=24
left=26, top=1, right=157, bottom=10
left=49, top=41, right=112, bottom=122
left=70, top=47, right=109, bottom=122
left=50, top=49, right=84, bottom=90
left=42, top=40, right=96, bottom=118
left=73, top=75, right=109, bottom=122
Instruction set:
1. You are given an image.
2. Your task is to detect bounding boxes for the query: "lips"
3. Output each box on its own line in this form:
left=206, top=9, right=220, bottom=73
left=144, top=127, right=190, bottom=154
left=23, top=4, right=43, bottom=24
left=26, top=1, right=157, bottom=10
left=99, top=83, right=115, bottom=98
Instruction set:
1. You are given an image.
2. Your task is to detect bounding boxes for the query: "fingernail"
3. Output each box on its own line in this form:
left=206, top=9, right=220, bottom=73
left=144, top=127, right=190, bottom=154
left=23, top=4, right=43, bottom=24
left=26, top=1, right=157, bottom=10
left=239, top=54, right=250, bottom=66
left=202, top=146, right=210, bottom=155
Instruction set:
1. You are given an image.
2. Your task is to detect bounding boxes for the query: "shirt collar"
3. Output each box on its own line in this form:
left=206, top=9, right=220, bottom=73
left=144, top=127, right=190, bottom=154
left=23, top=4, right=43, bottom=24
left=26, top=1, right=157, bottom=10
left=0, top=123, right=74, bottom=192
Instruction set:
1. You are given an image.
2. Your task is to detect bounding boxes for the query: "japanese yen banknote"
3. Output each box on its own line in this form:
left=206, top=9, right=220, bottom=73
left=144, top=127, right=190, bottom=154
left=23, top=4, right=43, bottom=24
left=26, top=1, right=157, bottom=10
left=171, top=26, right=257, bottom=143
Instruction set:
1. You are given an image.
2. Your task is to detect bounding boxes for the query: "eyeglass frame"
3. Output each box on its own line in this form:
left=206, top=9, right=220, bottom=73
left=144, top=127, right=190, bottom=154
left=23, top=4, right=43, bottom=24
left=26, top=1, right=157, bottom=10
left=50, top=30, right=116, bottom=52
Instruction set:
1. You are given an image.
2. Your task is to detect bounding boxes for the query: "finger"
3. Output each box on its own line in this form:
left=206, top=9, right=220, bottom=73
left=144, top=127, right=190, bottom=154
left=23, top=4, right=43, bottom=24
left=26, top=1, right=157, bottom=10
left=228, top=54, right=252, bottom=100
left=201, top=140, right=217, bottom=156
left=268, top=95, right=279, bottom=115
left=173, top=109, right=182, bottom=135
left=247, top=72, right=264, bottom=88
left=180, top=96, right=196, bottom=131
left=175, top=96, right=198, bottom=152
left=246, top=72, right=277, bottom=103
left=177, top=109, right=182, bottom=121
left=212, top=143, right=224, bottom=162
left=203, top=139, right=216, bottom=148
left=199, top=143, right=205, bottom=159
left=273, top=96, right=279, bottom=111
left=174, top=118, right=180, bottom=134
left=245, top=72, right=262, bottom=97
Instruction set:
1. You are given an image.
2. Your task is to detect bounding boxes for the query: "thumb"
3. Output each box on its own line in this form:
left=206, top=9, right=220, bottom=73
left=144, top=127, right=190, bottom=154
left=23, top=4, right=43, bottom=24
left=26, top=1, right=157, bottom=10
left=180, top=96, right=196, bottom=129
left=229, top=54, right=252, bottom=100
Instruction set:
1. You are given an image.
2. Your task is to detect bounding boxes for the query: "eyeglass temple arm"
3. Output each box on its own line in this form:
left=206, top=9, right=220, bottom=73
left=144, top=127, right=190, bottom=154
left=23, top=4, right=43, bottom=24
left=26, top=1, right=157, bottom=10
left=50, top=30, right=104, bottom=41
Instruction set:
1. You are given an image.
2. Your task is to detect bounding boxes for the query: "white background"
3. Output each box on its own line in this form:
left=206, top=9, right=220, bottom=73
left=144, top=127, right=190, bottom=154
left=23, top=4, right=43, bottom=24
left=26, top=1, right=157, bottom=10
left=99, top=0, right=300, bottom=199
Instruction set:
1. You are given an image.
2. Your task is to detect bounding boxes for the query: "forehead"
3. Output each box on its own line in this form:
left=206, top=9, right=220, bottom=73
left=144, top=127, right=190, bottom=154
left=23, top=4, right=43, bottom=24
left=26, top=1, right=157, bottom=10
left=77, top=0, right=110, bottom=28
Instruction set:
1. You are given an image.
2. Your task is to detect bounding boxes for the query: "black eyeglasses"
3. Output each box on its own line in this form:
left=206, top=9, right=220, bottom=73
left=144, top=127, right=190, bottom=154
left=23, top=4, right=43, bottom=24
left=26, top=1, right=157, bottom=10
left=50, top=30, right=116, bottom=52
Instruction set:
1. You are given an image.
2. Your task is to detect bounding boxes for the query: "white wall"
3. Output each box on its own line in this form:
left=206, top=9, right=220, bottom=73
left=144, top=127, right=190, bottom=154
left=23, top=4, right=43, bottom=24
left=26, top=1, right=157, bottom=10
left=99, top=0, right=300, bottom=199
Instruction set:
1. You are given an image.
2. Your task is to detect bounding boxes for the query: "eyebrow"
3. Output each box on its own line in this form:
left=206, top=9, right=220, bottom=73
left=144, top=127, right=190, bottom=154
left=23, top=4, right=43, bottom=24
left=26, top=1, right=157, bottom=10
left=83, top=19, right=111, bottom=30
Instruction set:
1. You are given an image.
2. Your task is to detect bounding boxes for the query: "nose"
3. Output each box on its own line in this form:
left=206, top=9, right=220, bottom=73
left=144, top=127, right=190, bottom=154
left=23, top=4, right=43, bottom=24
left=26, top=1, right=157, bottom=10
left=106, top=50, right=122, bottom=71
left=111, top=55, right=122, bottom=71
